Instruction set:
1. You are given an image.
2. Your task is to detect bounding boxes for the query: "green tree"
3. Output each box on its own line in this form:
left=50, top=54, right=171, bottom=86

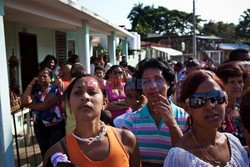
left=127, top=3, right=153, bottom=33
left=201, top=21, right=236, bottom=42
left=127, top=3, right=203, bottom=35
left=236, top=9, right=250, bottom=42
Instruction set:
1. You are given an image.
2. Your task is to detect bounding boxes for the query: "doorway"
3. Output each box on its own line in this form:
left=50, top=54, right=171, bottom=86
left=19, top=32, right=38, bottom=91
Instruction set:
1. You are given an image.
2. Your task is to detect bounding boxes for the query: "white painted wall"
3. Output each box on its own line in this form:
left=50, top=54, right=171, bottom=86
left=127, top=49, right=146, bottom=67
left=66, top=31, right=78, bottom=55
left=4, top=21, right=56, bottom=91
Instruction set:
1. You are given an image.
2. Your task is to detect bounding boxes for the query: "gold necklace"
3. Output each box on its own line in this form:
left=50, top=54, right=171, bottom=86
left=189, top=130, right=221, bottom=166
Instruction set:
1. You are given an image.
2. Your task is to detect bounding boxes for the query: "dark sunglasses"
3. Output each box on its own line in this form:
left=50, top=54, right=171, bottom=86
left=185, top=90, right=227, bottom=109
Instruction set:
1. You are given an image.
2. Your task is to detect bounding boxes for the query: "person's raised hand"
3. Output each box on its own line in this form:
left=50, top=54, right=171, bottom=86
left=153, top=94, right=176, bottom=127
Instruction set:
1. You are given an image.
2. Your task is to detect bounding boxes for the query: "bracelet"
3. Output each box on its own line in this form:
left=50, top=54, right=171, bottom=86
left=27, top=85, right=32, bottom=88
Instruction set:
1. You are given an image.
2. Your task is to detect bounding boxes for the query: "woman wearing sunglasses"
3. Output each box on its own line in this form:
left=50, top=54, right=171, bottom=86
left=164, top=70, right=248, bottom=166
left=105, top=65, right=131, bottom=122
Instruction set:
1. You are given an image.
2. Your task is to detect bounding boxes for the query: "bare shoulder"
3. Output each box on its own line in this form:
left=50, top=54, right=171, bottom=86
left=113, top=127, right=141, bottom=167
left=43, top=137, right=67, bottom=166
left=175, top=133, right=192, bottom=149
left=114, top=127, right=137, bottom=150
left=114, top=127, right=136, bottom=141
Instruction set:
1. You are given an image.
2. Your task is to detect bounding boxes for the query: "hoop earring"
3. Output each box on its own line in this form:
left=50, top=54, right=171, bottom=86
left=188, top=115, right=193, bottom=127
left=188, top=115, right=196, bottom=133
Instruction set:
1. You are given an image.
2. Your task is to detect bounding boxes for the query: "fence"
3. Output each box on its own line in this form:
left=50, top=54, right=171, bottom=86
left=12, top=108, right=42, bottom=167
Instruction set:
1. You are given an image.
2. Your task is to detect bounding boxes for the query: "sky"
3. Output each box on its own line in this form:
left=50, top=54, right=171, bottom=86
left=78, top=0, right=250, bottom=29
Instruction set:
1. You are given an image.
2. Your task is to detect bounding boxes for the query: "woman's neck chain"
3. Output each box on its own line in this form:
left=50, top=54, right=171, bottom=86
left=72, top=121, right=107, bottom=145
left=189, top=130, right=221, bottom=166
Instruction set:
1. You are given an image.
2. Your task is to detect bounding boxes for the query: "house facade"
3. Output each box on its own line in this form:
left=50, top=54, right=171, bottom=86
left=142, top=34, right=224, bottom=64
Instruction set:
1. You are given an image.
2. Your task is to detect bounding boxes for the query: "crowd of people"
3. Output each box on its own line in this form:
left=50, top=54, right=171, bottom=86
left=20, top=48, right=250, bottom=167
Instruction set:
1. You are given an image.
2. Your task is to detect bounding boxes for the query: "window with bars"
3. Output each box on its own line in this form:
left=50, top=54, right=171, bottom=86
left=55, top=31, right=67, bottom=64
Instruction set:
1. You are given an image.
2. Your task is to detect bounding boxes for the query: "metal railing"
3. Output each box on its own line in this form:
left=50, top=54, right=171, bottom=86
left=12, top=108, right=42, bottom=167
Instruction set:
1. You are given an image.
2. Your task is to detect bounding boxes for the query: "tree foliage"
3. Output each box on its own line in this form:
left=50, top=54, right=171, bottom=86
left=127, top=3, right=203, bottom=35
left=236, top=9, right=250, bottom=42
left=128, top=4, right=249, bottom=43
left=201, top=21, right=236, bottom=42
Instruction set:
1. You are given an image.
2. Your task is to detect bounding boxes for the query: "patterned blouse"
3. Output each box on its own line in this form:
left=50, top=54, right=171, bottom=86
left=31, top=85, right=63, bottom=126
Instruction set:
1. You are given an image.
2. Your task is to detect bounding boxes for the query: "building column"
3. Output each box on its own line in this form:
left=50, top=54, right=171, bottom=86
left=146, top=47, right=150, bottom=58
left=108, top=32, right=116, bottom=65
left=122, top=37, right=128, bottom=61
left=77, top=21, right=90, bottom=74
left=89, top=36, right=93, bottom=59
left=0, top=0, right=15, bottom=166
left=166, top=53, right=169, bottom=61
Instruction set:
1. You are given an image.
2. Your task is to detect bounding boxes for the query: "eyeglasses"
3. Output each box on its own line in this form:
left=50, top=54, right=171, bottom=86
left=185, top=90, right=227, bottom=109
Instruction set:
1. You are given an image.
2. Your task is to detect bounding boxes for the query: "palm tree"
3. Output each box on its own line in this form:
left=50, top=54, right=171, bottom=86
left=127, top=3, right=145, bottom=31
left=236, top=9, right=250, bottom=42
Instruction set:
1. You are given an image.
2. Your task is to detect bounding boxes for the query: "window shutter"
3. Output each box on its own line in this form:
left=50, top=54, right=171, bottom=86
left=55, top=31, right=67, bottom=63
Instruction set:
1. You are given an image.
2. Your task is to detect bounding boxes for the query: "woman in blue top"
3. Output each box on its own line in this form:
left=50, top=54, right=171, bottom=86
left=21, top=68, right=65, bottom=157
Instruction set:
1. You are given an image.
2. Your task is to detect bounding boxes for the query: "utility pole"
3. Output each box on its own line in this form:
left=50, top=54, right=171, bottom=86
left=193, top=0, right=197, bottom=59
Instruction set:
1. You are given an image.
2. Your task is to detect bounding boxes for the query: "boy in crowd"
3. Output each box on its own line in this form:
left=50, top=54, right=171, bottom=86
left=113, top=79, right=147, bottom=128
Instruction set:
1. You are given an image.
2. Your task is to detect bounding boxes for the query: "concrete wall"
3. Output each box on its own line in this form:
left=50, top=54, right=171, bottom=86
left=127, top=49, right=146, bottom=67
left=4, top=21, right=57, bottom=92
left=66, top=31, right=78, bottom=55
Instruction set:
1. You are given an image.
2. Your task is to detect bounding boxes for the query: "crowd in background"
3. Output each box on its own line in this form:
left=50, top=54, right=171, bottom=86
left=20, top=48, right=250, bottom=167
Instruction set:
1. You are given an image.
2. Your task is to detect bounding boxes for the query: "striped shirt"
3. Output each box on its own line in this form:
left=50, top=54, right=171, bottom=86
left=123, top=101, right=188, bottom=165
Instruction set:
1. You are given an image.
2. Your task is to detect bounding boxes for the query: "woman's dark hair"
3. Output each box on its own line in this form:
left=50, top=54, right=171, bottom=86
left=63, top=74, right=107, bottom=105
left=124, top=73, right=141, bottom=93
left=38, top=67, right=51, bottom=75
left=31, top=67, right=52, bottom=92
left=229, top=48, right=249, bottom=61
left=94, top=66, right=105, bottom=73
left=67, top=54, right=79, bottom=64
left=90, top=56, right=97, bottom=64
left=216, top=61, right=247, bottom=84
left=104, top=68, right=112, bottom=80
left=240, top=87, right=250, bottom=133
left=37, top=67, right=54, bottom=82
left=127, top=65, right=137, bottom=75
left=70, top=63, right=85, bottom=78
left=180, top=70, right=225, bottom=104
left=108, top=65, right=123, bottom=73
left=107, top=65, right=124, bottom=82
left=42, top=55, right=57, bottom=68
left=135, top=58, right=175, bottom=97
left=103, top=54, right=110, bottom=62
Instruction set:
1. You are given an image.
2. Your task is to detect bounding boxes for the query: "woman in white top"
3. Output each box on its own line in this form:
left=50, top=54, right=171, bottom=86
left=164, top=70, right=249, bottom=167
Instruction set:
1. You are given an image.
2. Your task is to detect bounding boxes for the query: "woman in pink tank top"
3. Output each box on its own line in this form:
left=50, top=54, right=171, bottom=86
left=105, top=65, right=131, bottom=121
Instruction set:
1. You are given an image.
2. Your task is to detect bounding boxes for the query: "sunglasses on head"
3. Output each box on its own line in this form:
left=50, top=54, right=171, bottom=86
left=185, top=90, right=227, bottom=109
